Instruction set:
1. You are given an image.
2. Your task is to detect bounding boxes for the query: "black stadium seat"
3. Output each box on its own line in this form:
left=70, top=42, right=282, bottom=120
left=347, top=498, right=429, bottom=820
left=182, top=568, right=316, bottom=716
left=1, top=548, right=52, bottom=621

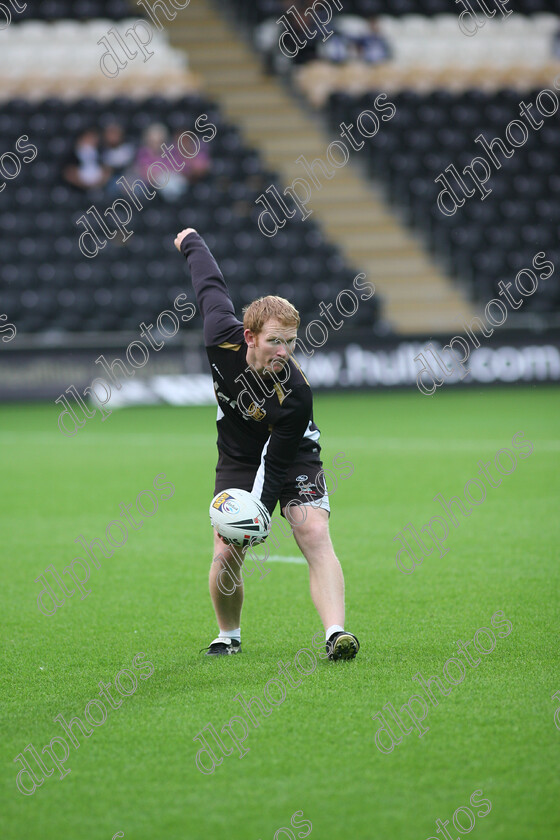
left=227, top=0, right=560, bottom=21
left=326, top=88, right=560, bottom=316
left=12, top=0, right=132, bottom=21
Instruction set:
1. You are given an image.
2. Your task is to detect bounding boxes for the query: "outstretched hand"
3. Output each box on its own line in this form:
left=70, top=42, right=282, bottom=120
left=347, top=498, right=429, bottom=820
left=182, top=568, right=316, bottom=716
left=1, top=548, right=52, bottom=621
left=174, top=228, right=197, bottom=252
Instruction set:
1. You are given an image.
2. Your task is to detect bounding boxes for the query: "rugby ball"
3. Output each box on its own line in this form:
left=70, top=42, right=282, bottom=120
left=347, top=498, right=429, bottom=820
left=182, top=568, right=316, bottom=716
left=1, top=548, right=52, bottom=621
left=209, top=488, right=271, bottom=547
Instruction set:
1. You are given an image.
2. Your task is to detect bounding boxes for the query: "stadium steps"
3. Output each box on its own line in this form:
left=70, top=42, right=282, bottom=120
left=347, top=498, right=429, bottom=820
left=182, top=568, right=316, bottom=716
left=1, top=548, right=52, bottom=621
left=167, top=0, right=477, bottom=335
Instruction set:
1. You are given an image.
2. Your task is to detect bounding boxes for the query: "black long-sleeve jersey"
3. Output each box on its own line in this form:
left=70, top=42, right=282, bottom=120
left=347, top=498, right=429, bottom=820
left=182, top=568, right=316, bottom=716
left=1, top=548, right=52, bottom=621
left=180, top=231, right=321, bottom=515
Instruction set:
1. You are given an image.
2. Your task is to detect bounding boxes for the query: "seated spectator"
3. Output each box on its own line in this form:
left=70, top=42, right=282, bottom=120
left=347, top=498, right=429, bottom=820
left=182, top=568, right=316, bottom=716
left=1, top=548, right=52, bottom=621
left=173, top=130, right=212, bottom=184
left=133, top=123, right=186, bottom=202
left=134, top=123, right=168, bottom=181
left=63, top=128, right=111, bottom=193
left=360, top=17, right=392, bottom=64
left=320, top=15, right=391, bottom=64
left=102, top=123, right=136, bottom=178
left=319, top=28, right=349, bottom=63
left=102, top=122, right=136, bottom=198
left=281, top=0, right=321, bottom=65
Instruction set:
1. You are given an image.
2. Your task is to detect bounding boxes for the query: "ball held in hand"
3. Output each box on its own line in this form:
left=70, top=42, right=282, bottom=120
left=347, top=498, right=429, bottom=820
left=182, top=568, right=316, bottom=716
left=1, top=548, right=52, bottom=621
left=209, top=488, right=271, bottom=547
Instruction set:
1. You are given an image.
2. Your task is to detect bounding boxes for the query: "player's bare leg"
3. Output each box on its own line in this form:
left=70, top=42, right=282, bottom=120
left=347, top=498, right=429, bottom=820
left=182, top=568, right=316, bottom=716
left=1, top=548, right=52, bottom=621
left=287, top=506, right=344, bottom=628
left=205, top=531, right=245, bottom=654
left=287, top=505, right=359, bottom=660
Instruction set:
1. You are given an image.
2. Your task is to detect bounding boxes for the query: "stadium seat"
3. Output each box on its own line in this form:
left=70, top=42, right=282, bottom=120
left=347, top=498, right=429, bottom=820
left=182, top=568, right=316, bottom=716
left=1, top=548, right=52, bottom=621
left=324, top=86, right=560, bottom=318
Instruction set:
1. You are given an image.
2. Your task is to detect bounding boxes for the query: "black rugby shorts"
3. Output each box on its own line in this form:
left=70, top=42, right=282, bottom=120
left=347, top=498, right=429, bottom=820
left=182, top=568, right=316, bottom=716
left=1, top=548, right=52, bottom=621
left=214, top=451, right=331, bottom=518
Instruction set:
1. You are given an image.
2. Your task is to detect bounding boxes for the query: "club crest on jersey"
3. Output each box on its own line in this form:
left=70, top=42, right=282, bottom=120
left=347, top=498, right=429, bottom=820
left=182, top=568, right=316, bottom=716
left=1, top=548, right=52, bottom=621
left=247, top=401, right=266, bottom=421
left=212, top=491, right=238, bottom=512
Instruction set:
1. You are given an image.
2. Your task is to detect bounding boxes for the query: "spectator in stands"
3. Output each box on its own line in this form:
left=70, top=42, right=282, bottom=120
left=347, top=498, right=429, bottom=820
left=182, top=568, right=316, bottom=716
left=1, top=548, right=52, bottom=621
left=172, top=129, right=212, bottom=185
left=318, top=25, right=348, bottom=63
left=102, top=123, right=136, bottom=180
left=321, top=16, right=391, bottom=64
left=102, top=122, right=136, bottom=198
left=63, top=128, right=111, bottom=194
left=281, top=0, right=321, bottom=65
left=360, top=17, right=392, bottom=64
left=133, top=123, right=187, bottom=202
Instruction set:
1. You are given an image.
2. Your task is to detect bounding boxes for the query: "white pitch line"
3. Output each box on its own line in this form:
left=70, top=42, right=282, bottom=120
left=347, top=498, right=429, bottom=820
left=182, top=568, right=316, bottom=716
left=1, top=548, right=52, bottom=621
left=1, top=433, right=559, bottom=452
left=266, top=555, right=306, bottom=565
left=328, top=437, right=560, bottom=452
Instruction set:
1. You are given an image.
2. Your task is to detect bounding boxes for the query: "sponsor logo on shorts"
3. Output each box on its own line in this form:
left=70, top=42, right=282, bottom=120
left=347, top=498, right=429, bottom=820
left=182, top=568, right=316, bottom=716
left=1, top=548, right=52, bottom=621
left=296, top=475, right=308, bottom=482
left=298, top=480, right=318, bottom=498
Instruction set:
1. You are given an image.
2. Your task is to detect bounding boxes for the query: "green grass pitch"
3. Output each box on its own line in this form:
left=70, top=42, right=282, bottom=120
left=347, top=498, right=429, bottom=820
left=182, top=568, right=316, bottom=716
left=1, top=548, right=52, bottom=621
left=1, top=386, right=559, bottom=840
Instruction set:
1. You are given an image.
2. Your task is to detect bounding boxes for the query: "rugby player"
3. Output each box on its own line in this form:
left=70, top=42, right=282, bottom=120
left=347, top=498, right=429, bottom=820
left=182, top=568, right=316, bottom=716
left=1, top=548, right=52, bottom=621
left=175, top=228, right=359, bottom=661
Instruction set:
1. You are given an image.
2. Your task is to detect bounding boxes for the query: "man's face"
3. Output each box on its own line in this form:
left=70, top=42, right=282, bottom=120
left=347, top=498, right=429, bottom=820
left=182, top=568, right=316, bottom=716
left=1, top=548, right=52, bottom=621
left=104, top=124, right=123, bottom=147
left=79, top=130, right=99, bottom=147
left=245, top=318, right=298, bottom=374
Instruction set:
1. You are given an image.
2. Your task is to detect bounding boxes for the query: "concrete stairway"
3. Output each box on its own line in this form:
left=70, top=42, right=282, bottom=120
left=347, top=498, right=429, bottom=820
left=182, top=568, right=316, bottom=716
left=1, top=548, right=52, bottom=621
left=167, top=0, right=476, bottom=335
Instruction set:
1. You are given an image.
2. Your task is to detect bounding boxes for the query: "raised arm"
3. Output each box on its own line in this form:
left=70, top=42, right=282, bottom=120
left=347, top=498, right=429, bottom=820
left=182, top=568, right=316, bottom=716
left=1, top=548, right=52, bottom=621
left=175, top=228, right=243, bottom=347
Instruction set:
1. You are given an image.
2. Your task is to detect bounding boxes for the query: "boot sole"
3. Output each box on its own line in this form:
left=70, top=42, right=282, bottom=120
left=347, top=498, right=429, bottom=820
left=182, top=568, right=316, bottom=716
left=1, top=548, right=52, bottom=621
left=330, top=634, right=359, bottom=661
